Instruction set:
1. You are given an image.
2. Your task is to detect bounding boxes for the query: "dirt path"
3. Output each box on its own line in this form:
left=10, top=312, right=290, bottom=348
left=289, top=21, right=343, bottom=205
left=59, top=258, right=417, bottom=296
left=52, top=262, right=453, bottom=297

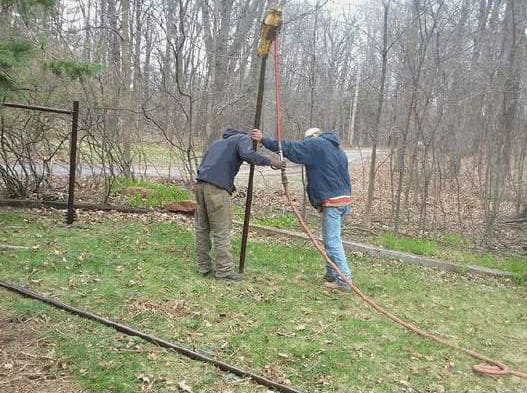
left=0, top=317, right=82, bottom=392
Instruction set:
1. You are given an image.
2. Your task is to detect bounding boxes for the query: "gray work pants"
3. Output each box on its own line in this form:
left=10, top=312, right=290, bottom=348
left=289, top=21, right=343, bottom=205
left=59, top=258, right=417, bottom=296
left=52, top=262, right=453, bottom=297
left=194, top=181, right=234, bottom=277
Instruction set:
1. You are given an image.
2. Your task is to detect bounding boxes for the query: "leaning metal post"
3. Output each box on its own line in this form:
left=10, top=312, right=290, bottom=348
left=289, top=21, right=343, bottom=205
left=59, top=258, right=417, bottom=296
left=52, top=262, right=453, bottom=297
left=239, top=7, right=283, bottom=274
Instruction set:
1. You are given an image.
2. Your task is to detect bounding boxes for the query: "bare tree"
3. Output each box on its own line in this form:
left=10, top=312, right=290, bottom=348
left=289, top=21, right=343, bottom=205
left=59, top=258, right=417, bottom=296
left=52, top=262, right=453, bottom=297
left=364, top=0, right=391, bottom=228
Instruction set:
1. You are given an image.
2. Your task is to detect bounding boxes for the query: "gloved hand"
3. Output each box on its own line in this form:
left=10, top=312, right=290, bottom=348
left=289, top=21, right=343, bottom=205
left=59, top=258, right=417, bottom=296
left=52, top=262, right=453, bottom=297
left=271, top=158, right=286, bottom=170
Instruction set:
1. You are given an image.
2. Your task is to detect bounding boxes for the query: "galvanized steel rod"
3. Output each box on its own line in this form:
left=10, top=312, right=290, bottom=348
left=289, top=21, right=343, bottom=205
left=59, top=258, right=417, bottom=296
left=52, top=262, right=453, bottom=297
left=0, top=280, right=304, bottom=393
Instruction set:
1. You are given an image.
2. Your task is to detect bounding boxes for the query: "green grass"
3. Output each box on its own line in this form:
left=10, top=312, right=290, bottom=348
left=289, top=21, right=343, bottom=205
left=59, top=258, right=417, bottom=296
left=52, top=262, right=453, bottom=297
left=253, top=212, right=298, bottom=230
left=441, top=232, right=467, bottom=246
left=378, top=232, right=439, bottom=256
left=233, top=205, right=300, bottom=230
left=376, top=231, right=527, bottom=278
left=0, top=209, right=525, bottom=392
left=112, top=178, right=190, bottom=208
left=232, top=204, right=245, bottom=221
left=445, top=251, right=527, bottom=278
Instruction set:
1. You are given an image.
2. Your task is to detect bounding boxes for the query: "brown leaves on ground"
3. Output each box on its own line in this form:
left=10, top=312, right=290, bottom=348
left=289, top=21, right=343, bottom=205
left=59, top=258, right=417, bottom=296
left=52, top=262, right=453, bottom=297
left=39, top=160, right=526, bottom=253
left=232, top=159, right=526, bottom=253
left=0, top=318, right=82, bottom=393
left=74, top=208, right=194, bottom=227
left=261, top=363, right=291, bottom=386
left=128, top=299, right=191, bottom=318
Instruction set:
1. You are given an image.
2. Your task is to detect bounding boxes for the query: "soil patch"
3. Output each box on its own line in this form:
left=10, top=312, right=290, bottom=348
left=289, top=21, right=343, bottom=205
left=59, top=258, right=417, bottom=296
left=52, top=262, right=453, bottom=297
left=0, top=317, right=82, bottom=392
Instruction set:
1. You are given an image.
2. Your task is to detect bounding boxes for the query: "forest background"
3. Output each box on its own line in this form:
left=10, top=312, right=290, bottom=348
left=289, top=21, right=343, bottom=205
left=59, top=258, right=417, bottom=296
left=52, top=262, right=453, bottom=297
left=1, top=0, right=526, bottom=249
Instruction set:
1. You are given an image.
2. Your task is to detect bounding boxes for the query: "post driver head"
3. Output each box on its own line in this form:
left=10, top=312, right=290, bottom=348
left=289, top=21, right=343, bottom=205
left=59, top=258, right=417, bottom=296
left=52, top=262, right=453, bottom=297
left=257, top=6, right=283, bottom=58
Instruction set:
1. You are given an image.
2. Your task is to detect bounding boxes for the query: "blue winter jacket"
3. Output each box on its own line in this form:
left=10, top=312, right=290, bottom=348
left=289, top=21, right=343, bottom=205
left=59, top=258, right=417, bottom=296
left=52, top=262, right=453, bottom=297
left=261, top=132, right=351, bottom=208
left=197, top=129, right=271, bottom=194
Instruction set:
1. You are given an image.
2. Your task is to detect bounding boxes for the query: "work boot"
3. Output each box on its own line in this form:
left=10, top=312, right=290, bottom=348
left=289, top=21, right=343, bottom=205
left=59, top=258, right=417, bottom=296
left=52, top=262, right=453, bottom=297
left=324, top=281, right=351, bottom=293
left=323, top=273, right=336, bottom=282
left=216, top=272, right=242, bottom=281
left=199, top=270, right=212, bottom=278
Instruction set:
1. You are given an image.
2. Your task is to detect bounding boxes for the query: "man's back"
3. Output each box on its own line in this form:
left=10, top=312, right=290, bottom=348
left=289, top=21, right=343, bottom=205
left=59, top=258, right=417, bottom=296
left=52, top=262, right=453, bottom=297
left=308, top=136, right=350, bottom=192
left=197, top=129, right=271, bottom=193
left=260, top=132, right=351, bottom=207
left=304, top=134, right=350, bottom=207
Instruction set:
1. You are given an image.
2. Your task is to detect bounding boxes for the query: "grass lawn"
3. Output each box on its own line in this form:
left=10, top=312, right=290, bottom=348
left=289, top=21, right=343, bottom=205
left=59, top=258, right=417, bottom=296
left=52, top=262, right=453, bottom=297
left=0, top=209, right=525, bottom=392
left=112, top=178, right=190, bottom=208
left=375, top=232, right=527, bottom=279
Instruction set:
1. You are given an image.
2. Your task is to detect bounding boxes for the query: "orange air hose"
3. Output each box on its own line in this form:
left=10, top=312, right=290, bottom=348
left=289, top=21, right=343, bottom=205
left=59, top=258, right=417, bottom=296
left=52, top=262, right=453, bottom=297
left=271, top=38, right=526, bottom=380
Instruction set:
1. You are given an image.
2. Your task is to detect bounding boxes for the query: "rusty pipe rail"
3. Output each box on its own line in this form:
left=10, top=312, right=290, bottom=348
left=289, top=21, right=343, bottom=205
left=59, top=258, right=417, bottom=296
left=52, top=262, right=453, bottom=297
left=0, top=280, right=303, bottom=393
left=1, top=102, right=73, bottom=115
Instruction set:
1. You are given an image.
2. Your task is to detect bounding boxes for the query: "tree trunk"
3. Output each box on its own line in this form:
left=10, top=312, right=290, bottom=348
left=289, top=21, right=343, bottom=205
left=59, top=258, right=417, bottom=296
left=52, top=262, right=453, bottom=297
left=364, top=0, right=390, bottom=228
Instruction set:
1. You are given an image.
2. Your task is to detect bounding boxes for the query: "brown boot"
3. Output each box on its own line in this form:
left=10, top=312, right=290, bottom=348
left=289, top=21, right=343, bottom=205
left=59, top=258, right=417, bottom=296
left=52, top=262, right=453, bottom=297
left=324, top=281, right=351, bottom=293
left=216, top=272, right=242, bottom=281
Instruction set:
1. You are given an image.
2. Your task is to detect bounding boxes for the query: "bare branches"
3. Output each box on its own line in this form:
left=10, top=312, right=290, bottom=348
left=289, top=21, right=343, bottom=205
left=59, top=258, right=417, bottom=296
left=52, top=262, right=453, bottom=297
left=1, top=0, right=526, bottom=246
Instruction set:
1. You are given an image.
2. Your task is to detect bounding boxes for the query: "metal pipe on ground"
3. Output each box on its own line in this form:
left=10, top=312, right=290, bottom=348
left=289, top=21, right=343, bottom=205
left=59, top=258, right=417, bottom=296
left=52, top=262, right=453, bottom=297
left=0, top=199, right=153, bottom=214
left=0, top=280, right=304, bottom=393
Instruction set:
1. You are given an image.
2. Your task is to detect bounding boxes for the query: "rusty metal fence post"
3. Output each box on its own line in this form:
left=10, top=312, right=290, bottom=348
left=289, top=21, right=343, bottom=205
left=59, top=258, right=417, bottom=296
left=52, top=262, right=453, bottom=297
left=66, top=100, right=79, bottom=225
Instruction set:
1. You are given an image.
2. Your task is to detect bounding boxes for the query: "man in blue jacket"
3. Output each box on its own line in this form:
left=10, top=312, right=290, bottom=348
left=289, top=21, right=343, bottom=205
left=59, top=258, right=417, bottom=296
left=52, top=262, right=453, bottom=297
left=252, top=127, right=353, bottom=292
left=195, top=128, right=285, bottom=281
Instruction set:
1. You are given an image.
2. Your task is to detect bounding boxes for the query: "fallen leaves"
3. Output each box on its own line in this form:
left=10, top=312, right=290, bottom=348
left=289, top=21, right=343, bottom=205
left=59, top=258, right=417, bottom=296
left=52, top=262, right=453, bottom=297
left=295, top=324, right=306, bottom=331
left=136, top=373, right=155, bottom=391
left=127, top=299, right=192, bottom=318
left=0, top=317, right=80, bottom=391
left=262, top=363, right=291, bottom=385
left=136, top=374, right=151, bottom=384
left=178, top=380, right=193, bottom=392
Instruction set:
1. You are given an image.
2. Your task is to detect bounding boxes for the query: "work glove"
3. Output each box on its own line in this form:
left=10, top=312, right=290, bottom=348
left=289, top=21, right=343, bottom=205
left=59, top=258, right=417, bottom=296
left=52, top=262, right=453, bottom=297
left=271, top=158, right=286, bottom=170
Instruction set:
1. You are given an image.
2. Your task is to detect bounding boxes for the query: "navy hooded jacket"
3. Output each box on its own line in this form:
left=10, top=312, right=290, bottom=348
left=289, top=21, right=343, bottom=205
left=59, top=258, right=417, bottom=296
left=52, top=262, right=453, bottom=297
left=196, top=129, right=271, bottom=194
left=261, top=132, right=351, bottom=208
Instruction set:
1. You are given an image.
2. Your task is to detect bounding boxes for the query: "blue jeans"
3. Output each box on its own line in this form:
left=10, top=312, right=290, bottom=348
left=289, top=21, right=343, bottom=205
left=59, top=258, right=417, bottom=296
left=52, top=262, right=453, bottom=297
left=322, top=205, right=352, bottom=286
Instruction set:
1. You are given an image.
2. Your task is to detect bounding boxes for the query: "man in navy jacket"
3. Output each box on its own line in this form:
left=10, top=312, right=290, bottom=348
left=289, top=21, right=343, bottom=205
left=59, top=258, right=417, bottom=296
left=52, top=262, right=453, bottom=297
left=252, top=128, right=353, bottom=292
left=195, top=129, right=285, bottom=281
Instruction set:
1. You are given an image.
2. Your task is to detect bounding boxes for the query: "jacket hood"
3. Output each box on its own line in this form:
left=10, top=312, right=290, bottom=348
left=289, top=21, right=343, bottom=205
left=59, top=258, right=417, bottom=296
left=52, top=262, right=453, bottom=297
left=320, top=132, right=340, bottom=147
left=223, top=128, right=246, bottom=139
